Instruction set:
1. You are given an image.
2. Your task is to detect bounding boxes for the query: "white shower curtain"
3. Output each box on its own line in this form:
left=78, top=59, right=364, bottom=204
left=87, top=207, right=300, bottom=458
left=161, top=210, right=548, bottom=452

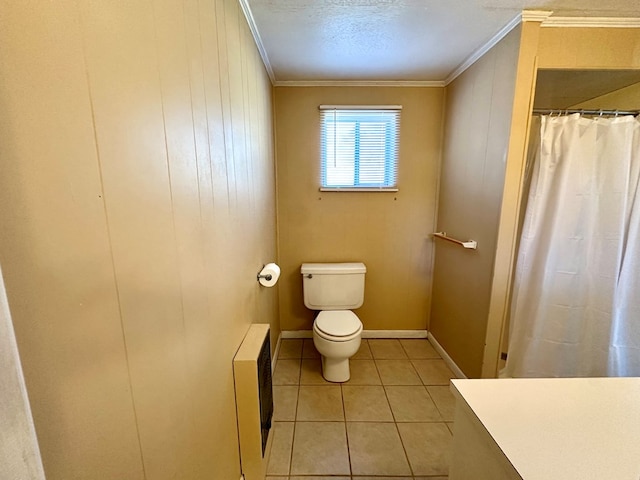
left=504, top=113, right=640, bottom=378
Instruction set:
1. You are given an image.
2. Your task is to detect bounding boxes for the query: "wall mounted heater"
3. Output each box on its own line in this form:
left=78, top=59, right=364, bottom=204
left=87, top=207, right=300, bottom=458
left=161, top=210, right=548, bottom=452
left=233, top=324, right=273, bottom=480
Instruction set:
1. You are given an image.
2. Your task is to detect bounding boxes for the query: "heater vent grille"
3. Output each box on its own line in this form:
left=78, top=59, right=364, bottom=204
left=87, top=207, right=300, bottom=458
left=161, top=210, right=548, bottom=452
left=257, top=335, right=273, bottom=455
left=234, top=324, right=274, bottom=480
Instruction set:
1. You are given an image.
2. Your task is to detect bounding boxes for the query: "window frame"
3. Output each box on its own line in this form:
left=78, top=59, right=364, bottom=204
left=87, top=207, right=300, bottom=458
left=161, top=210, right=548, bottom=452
left=319, top=105, right=401, bottom=192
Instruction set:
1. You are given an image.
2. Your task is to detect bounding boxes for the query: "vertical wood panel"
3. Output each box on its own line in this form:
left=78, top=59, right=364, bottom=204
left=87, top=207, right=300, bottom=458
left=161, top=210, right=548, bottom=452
left=0, top=1, right=143, bottom=478
left=224, top=0, right=245, bottom=213
left=215, top=0, right=236, bottom=216
left=152, top=0, right=213, bottom=475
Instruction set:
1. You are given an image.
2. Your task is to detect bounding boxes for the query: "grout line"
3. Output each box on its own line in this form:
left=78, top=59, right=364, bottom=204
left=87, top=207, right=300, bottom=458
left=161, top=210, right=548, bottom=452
left=287, top=382, right=299, bottom=477
left=340, top=383, right=353, bottom=476
left=395, top=419, right=415, bottom=478
left=408, top=358, right=425, bottom=387
left=398, top=337, right=411, bottom=359
left=446, top=421, right=455, bottom=436
left=375, top=356, right=415, bottom=477
left=382, top=382, right=399, bottom=424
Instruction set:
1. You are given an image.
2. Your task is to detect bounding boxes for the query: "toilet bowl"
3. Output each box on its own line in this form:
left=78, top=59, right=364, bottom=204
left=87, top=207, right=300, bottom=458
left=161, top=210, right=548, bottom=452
left=301, top=262, right=366, bottom=382
left=312, top=310, right=363, bottom=382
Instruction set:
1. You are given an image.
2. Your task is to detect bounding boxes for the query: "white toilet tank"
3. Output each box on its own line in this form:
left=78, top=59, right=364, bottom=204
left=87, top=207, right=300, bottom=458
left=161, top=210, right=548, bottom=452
left=301, top=262, right=366, bottom=310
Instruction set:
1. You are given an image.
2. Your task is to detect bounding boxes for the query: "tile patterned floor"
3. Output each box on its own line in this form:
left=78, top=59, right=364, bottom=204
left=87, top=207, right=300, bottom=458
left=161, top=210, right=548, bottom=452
left=267, top=338, right=457, bottom=480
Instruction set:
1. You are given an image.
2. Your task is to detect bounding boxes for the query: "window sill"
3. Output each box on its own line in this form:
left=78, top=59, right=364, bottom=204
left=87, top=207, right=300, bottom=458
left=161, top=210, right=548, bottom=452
left=319, top=187, right=399, bottom=192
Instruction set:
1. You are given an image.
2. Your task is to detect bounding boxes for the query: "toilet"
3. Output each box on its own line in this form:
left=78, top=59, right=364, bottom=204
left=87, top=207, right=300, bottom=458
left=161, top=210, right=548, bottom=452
left=301, top=262, right=366, bottom=382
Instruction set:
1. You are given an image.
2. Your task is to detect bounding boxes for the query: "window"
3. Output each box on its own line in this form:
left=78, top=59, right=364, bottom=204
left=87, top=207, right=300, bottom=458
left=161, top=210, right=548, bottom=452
left=320, top=106, right=401, bottom=191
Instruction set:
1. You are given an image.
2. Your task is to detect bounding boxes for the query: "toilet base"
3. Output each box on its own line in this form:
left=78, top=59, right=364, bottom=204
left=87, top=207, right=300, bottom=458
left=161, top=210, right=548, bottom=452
left=321, top=356, right=351, bottom=383
left=313, top=321, right=361, bottom=383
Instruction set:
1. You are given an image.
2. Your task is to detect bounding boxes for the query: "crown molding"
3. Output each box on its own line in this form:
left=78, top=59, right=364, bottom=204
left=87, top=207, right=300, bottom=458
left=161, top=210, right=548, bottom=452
left=444, top=10, right=554, bottom=86
left=521, top=10, right=553, bottom=23
left=541, top=16, right=640, bottom=28
left=273, top=80, right=446, bottom=87
left=444, top=12, right=524, bottom=86
left=237, top=0, right=276, bottom=84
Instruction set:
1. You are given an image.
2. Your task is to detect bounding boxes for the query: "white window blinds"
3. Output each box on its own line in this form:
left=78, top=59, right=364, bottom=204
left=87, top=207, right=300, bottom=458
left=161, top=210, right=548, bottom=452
left=320, top=106, right=401, bottom=190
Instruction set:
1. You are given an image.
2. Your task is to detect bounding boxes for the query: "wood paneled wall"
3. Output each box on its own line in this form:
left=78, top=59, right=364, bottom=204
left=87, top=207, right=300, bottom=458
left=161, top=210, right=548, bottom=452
left=430, top=26, right=522, bottom=378
left=0, top=1, right=277, bottom=478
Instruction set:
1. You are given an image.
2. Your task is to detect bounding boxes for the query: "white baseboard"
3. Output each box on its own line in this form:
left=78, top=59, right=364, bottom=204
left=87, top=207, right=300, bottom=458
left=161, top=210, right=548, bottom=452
left=281, top=329, right=428, bottom=339
left=362, top=330, right=428, bottom=338
left=427, top=332, right=467, bottom=379
left=281, top=330, right=313, bottom=339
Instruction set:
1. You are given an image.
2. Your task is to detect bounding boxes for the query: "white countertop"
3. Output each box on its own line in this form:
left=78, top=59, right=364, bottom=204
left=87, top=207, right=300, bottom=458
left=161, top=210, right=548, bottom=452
left=451, top=378, right=640, bottom=480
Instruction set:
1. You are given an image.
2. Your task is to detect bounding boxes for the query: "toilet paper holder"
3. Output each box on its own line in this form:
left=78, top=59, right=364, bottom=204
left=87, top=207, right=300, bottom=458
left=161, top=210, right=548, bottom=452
left=257, top=271, right=273, bottom=281
left=256, top=263, right=280, bottom=287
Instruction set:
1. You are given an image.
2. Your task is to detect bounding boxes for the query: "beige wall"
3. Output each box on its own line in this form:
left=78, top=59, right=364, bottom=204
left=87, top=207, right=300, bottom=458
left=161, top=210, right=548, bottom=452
left=430, top=26, right=522, bottom=378
left=537, top=28, right=640, bottom=70
left=572, top=81, right=640, bottom=109
left=0, top=1, right=277, bottom=479
left=275, top=87, right=443, bottom=331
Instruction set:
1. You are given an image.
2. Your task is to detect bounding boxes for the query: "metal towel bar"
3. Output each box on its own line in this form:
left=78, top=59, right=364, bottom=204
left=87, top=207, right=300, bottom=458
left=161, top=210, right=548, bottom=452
left=432, top=232, right=477, bottom=250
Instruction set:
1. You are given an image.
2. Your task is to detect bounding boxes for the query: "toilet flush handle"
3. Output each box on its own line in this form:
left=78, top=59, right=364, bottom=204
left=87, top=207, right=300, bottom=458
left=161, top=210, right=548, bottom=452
left=305, top=274, right=313, bottom=279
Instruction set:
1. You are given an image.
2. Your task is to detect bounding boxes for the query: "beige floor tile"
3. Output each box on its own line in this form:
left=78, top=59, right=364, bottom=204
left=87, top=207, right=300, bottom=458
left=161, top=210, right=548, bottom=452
left=399, top=339, right=441, bottom=359
left=427, top=385, right=457, bottom=422
left=376, top=360, right=421, bottom=385
left=343, top=385, right=393, bottom=422
left=302, top=338, right=320, bottom=358
left=273, top=385, right=298, bottom=421
left=344, top=359, right=381, bottom=385
left=273, top=359, right=301, bottom=385
left=266, top=422, right=294, bottom=476
left=414, top=477, right=448, bottom=480
left=347, top=422, right=411, bottom=476
left=296, top=385, right=344, bottom=421
left=412, top=359, right=455, bottom=386
left=300, top=358, right=332, bottom=385
left=265, top=477, right=288, bottom=480
left=352, top=339, right=373, bottom=359
left=369, top=339, right=408, bottom=359
left=291, top=422, right=350, bottom=475
left=278, top=338, right=302, bottom=360
left=397, top=422, right=452, bottom=476
left=279, top=339, right=303, bottom=359
left=385, top=386, right=442, bottom=422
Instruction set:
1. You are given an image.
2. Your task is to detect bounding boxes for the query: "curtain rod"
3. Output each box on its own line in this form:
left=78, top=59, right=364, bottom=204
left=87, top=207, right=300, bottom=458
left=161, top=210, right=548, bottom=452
left=532, top=108, right=640, bottom=116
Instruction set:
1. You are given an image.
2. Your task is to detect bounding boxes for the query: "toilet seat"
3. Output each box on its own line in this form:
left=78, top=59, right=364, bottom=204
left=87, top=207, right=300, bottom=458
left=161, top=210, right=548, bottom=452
left=314, top=310, right=362, bottom=342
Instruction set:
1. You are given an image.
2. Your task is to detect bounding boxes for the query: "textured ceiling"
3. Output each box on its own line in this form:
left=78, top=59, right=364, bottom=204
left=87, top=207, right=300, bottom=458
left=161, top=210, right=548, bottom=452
left=245, top=0, right=640, bottom=83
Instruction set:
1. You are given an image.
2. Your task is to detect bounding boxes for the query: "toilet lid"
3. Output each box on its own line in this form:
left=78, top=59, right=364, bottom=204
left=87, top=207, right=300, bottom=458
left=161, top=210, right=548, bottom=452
left=315, top=310, right=362, bottom=337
